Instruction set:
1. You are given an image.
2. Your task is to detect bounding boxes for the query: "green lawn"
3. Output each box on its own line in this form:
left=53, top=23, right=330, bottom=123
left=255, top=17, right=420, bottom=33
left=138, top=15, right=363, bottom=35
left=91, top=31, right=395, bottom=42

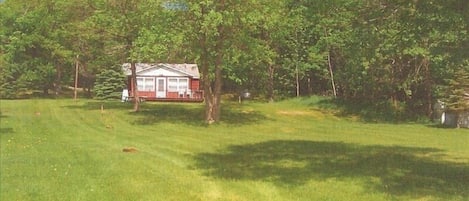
left=0, top=97, right=468, bottom=201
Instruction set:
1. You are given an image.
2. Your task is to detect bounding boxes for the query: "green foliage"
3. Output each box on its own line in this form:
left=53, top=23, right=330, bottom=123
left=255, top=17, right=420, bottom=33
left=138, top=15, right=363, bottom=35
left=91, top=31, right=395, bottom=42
left=443, top=65, right=469, bottom=112
left=0, top=64, right=24, bottom=99
left=1, top=0, right=469, bottom=121
left=93, top=69, right=125, bottom=100
left=0, top=0, right=77, bottom=97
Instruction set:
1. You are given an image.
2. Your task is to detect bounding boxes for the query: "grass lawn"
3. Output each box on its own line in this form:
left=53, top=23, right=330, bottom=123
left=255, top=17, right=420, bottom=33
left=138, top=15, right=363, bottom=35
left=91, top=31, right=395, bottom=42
left=0, top=97, right=468, bottom=201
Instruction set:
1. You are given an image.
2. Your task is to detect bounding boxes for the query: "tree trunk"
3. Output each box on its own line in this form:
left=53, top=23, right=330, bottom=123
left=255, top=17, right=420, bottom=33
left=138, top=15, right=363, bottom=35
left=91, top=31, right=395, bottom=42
left=74, top=55, right=79, bottom=100
left=200, top=31, right=215, bottom=123
left=327, top=50, right=337, bottom=98
left=54, top=64, right=62, bottom=96
left=211, top=0, right=226, bottom=122
left=423, top=57, right=433, bottom=118
left=267, top=65, right=275, bottom=103
left=296, top=63, right=300, bottom=97
left=324, top=27, right=337, bottom=98
left=130, top=62, right=140, bottom=112
left=203, top=38, right=224, bottom=124
left=202, top=63, right=215, bottom=124
left=212, top=48, right=223, bottom=122
left=202, top=0, right=226, bottom=124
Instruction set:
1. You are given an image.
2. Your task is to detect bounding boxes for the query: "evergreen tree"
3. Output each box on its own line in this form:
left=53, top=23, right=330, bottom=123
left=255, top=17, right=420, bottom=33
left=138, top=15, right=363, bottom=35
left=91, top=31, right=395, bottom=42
left=93, top=69, right=126, bottom=100
left=443, top=66, right=469, bottom=128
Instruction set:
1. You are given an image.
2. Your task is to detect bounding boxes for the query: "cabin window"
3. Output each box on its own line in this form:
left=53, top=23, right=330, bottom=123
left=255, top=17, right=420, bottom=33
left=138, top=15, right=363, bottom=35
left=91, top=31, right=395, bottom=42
left=137, top=77, right=155, bottom=91
left=179, top=78, right=188, bottom=90
left=168, top=78, right=178, bottom=91
left=168, top=78, right=189, bottom=92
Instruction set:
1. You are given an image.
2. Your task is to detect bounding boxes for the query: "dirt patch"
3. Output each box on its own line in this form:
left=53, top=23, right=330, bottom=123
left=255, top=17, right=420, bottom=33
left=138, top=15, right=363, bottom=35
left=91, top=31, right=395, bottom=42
left=122, top=147, right=138, bottom=153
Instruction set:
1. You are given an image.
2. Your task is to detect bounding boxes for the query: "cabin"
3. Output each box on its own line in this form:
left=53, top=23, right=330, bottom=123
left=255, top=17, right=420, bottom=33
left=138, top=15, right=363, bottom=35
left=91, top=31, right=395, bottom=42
left=123, top=63, right=203, bottom=102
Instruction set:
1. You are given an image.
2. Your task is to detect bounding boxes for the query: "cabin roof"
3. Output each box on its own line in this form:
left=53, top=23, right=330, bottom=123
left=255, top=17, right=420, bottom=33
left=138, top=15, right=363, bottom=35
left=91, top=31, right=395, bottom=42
left=122, top=63, right=200, bottom=78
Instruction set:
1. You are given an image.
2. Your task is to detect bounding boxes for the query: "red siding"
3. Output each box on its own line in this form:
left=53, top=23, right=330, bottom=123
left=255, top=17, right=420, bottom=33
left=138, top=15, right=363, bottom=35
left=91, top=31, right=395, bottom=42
left=167, top=92, right=178, bottom=98
left=137, top=91, right=155, bottom=98
left=167, top=91, right=193, bottom=99
left=191, top=79, right=200, bottom=91
left=127, top=76, right=203, bottom=101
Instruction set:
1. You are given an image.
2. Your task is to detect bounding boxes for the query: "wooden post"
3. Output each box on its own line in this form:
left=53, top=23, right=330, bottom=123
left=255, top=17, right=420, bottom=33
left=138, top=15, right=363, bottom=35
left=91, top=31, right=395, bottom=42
left=74, top=55, right=79, bottom=100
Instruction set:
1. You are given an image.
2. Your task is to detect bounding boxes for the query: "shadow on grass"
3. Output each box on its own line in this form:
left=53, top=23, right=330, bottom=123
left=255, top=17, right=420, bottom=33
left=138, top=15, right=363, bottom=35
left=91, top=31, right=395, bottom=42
left=426, top=124, right=456, bottom=129
left=131, top=103, right=268, bottom=126
left=65, top=101, right=268, bottom=126
left=64, top=100, right=134, bottom=111
left=193, top=140, right=468, bottom=199
left=314, top=98, right=428, bottom=124
left=0, top=114, right=14, bottom=134
left=130, top=104, right=206, bottom=126
left=0, top=128, right=14, bottom=134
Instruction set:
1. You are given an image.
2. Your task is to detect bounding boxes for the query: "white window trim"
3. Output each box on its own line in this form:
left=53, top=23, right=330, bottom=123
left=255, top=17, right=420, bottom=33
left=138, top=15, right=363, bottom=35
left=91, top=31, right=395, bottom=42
left=137, top=77, right=155, bottom=91
left=167, top=77, right=189, bottom=92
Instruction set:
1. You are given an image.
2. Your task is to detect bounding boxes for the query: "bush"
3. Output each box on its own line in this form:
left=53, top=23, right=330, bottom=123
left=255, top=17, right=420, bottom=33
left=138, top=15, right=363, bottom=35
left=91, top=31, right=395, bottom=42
left=94, top=69, right=126, bottom=100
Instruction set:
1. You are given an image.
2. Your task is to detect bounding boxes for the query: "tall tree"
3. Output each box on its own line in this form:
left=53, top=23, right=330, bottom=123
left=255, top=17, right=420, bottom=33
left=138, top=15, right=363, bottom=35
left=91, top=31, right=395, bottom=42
left=443, top=65, right=469, bottom=128
left=182, top=0, right=241, bottom=123
left=0, top=0, right=75, bottom=96
left=90, top=0, right=167, bottom=111
left=221, top=0, right=289, bottom=102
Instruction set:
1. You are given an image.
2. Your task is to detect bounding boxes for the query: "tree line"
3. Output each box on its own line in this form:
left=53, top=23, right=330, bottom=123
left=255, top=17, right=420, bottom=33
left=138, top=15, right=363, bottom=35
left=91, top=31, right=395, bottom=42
left=1, top=0, right=468, bottom=123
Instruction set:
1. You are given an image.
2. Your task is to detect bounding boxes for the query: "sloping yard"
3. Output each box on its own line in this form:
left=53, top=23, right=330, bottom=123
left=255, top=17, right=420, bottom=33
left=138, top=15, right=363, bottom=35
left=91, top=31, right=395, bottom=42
left=0, top=98, right=468, bottom=201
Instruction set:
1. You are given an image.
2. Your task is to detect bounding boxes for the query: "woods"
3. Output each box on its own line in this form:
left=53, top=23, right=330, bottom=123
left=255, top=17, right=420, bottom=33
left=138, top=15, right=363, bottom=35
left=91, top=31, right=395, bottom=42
left=1, top=0, right=468, bottom=123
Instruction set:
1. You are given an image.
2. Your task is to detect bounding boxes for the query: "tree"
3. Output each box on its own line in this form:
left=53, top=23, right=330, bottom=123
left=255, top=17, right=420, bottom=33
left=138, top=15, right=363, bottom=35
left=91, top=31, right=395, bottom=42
left=217, top=0, right=290, bottom=102
left=314, top=0, right=469, bottom=119
left=0, top=0, right=93, bottom=97
left=90, top=0, right=168, bottom=112
left=181, top=0, right=241, bottom=123
left=94, top=69, right=126, bottom=100
left=443, top=65, right=469, bottom=128
left=2, top=0, right=468, bottom=124
left=181, top=0, right=290, bottom=122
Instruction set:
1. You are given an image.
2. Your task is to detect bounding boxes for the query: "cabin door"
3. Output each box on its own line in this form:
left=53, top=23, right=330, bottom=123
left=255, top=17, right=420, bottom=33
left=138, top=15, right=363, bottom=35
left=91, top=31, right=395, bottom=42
left=156, top=77, right=166, bottom=98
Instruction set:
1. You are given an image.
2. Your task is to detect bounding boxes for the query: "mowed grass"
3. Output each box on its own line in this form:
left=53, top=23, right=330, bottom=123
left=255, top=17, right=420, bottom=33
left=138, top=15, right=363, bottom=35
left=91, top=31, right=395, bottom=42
left=0, top=97, right=468, bottom=201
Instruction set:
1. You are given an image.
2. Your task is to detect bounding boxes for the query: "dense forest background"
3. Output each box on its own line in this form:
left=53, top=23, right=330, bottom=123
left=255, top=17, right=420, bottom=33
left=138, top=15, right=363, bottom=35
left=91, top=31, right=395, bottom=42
left=1, top=0, right=468, bottom=122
